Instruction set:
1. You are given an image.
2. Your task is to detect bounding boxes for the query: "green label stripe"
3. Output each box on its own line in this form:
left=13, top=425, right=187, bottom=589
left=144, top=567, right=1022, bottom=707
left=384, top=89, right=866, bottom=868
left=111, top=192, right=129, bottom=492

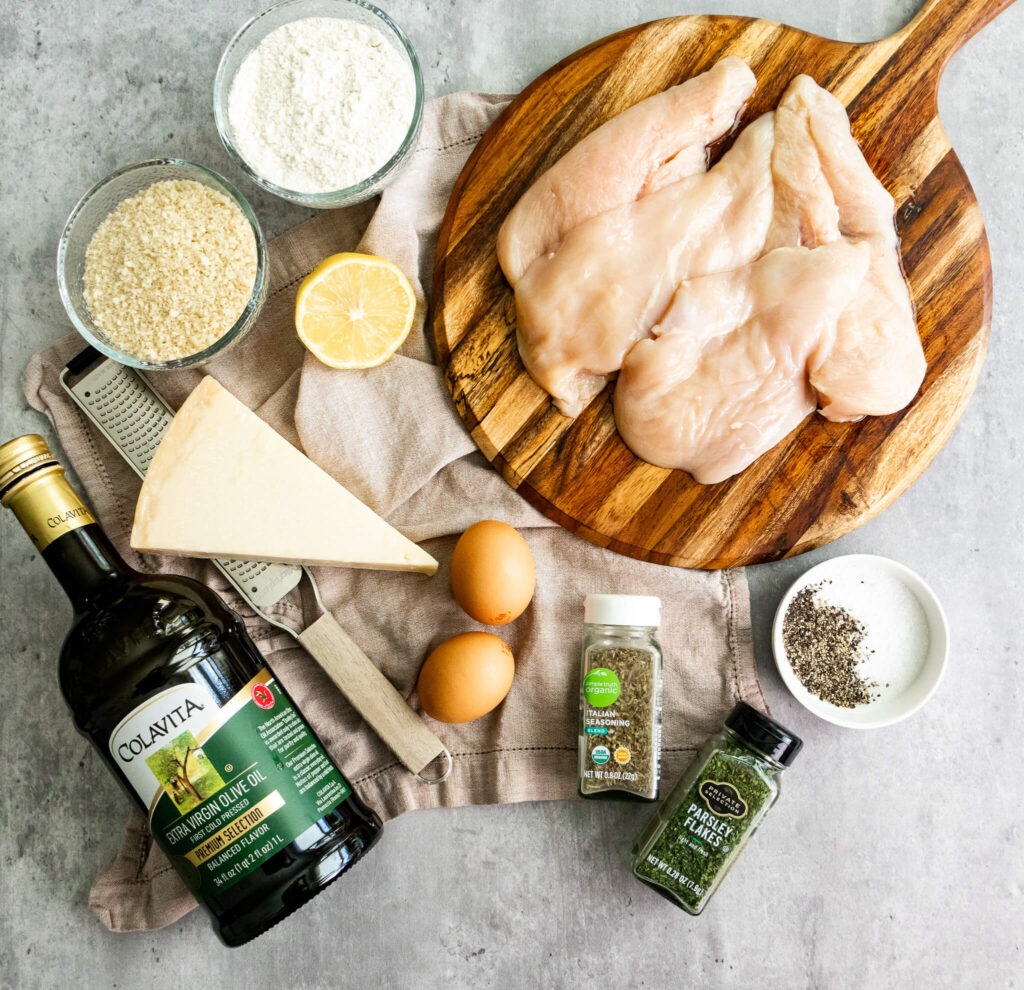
left=149, top=674, right=351, bottom=900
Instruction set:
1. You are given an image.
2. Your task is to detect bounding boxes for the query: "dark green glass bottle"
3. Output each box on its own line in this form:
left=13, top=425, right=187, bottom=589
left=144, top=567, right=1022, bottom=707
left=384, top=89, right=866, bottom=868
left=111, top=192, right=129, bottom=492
left=1, top=435, right=382, bottom=946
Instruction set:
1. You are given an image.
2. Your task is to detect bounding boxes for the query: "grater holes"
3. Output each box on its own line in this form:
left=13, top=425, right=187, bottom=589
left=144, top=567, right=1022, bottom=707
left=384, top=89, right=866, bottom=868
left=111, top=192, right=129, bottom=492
left=68, top=357, right=304, bottom=610
left=76, top=366, right=173, bottom=475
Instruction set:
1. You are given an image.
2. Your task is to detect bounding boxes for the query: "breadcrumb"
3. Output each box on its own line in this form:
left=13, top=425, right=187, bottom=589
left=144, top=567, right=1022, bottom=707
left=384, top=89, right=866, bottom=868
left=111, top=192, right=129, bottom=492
left=83, top=179, right=257, bottom=361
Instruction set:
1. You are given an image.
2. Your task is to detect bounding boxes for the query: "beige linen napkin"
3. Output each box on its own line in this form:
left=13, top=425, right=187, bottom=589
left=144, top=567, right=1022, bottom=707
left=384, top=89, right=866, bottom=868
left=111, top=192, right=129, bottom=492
left=23, top=93, right=765, bottom=934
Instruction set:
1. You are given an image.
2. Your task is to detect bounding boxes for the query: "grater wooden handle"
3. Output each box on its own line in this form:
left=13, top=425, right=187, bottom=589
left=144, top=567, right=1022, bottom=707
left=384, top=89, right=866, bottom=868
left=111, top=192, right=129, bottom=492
left=297, top=611, right=449, bottom=779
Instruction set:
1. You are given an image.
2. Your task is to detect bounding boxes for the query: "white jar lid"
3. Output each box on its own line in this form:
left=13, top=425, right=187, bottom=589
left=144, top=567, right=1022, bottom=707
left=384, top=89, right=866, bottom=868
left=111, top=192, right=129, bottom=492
left=584, top=593, right=661, bottom=628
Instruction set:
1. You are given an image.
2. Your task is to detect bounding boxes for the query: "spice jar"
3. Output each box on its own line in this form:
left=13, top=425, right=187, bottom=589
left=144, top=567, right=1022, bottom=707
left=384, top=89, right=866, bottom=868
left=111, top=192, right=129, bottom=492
left=578, top=594, right=662, bottom=801
left=632, top=702, right=802, bottom=914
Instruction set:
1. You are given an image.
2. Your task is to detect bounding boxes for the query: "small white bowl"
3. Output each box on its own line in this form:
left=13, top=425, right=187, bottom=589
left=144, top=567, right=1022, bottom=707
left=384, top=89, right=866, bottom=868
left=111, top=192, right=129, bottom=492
left=772, top=554, right=949, bottom=729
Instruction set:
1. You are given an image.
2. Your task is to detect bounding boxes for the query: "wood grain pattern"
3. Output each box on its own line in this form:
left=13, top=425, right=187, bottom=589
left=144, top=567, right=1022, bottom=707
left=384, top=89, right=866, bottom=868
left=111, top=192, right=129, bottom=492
left=433, top=0, right=1014, bottom=569
left=297, top=612, right=446, bottom=775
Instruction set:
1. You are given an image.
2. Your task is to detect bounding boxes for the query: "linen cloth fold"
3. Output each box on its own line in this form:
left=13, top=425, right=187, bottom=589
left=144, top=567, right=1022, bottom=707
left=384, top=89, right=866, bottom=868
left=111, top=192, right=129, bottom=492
left=22, top=92, right=765, bottom=934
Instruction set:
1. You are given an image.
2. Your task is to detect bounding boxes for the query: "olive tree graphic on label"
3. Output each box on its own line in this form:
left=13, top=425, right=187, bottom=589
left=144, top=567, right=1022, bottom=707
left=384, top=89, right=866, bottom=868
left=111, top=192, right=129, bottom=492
left=146, top=730, right=226, bottom=813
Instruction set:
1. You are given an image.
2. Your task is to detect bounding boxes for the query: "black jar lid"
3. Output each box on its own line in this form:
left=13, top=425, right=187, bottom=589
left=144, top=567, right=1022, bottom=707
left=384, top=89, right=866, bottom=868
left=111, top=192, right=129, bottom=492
left=725, top=702, right=803, bottom=766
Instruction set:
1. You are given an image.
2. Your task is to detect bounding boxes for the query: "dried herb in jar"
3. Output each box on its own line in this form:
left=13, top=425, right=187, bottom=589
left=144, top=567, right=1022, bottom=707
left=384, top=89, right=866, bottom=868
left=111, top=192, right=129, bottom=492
left=578, top=595, right=662, bottom=802
left=632, top=703, right=801, bottom=915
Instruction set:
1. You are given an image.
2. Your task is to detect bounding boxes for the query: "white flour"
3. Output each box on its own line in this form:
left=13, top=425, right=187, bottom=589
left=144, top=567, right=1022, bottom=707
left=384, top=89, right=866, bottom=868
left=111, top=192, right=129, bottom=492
left=227, top=17, right=416, bottom=194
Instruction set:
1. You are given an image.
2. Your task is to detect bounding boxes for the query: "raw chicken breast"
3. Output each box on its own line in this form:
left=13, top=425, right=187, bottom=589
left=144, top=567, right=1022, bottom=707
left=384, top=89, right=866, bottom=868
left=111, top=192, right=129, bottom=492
left=516, top=112, right=776, bottom=417
left=614, top=241, right=870, bottom=483
left=497, top=56, right=757, bottom=285
left=500, top=61, right=925, bottom=484
left=765, top=83, right=840, bottom=251
left=771, top=76, right=925, bottom=420
left=814, top=246, right=924, bottom=420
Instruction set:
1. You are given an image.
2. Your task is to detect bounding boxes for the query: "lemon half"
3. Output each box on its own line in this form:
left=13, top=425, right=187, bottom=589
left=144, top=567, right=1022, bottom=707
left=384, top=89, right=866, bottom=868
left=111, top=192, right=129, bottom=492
left=295, top=253, right=416, bottom=369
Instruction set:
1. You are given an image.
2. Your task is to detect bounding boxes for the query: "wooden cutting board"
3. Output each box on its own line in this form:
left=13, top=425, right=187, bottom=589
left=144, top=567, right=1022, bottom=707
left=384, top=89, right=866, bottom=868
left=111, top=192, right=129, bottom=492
left=433, top=0, right=1013, bottom=569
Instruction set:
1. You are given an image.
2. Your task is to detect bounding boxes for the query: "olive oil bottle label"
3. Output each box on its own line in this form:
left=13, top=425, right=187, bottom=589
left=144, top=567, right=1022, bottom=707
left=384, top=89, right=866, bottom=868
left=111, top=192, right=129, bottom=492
left=109, top=669, right=352, bottom=899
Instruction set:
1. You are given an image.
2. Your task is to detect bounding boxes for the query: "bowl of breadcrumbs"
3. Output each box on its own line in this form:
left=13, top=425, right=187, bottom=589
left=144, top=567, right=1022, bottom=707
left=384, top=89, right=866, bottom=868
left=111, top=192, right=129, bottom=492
left=58, top=159, right=267, bottom=369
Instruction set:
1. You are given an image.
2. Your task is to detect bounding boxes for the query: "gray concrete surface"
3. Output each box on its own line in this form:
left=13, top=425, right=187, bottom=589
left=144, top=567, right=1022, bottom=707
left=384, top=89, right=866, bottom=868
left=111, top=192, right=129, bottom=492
left=2, top=1, right=1022, bottom=987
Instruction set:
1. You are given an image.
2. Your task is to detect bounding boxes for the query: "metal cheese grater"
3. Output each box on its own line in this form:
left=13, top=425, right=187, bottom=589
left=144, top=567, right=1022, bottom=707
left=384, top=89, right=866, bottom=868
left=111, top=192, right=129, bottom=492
left=60, top=345, right=451, bottom=783
left=60, top=349, right=302, bottom=610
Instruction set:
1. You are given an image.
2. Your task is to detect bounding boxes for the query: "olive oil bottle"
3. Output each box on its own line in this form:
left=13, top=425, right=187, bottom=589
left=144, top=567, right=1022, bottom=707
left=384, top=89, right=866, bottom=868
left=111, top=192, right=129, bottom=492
left=0, top=435, right=382, bottom=946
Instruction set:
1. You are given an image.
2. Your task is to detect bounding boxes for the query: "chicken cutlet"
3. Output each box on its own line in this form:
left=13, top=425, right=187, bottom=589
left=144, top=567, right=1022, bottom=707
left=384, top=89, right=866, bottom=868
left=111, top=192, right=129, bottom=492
left=499, top=57, right=925, bottom=483
left=771, top=76, right=925, bottom=420
left=515, top=112, right=776, bottom=417
left=614, top=241, right=870, bottom=483
left=497, top=55, right=757, bottom=285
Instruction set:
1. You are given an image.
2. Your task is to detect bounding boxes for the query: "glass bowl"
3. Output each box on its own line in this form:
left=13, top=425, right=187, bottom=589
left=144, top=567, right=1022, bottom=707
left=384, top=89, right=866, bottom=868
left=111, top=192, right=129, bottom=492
left=213, top=0, right=424, bottom=209
left=57, top=159, right=268, bottom=371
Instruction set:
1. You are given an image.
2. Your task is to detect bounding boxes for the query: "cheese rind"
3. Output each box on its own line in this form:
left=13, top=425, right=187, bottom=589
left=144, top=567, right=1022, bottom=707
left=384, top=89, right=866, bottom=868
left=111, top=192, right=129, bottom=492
left=131, top=376, right=438, bottom=575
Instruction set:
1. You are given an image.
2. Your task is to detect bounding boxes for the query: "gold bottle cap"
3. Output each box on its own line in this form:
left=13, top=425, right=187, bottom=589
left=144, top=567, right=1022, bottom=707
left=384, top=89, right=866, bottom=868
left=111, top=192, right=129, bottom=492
left=0, top=434, right=59, bottom=500
left=1, top=435, right=94, bottom=547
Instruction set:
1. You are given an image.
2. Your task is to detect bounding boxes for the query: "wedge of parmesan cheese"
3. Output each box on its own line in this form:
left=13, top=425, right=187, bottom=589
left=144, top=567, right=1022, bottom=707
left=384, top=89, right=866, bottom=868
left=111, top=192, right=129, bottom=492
left=131, top=376, right=437, bottom=575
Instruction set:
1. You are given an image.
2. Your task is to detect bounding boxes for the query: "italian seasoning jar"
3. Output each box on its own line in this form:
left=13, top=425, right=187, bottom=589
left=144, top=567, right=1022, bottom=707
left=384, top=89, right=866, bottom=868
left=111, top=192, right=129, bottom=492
left=632, top=702, right=802, bottom=914
left=578, top=594, right=662, bottom=801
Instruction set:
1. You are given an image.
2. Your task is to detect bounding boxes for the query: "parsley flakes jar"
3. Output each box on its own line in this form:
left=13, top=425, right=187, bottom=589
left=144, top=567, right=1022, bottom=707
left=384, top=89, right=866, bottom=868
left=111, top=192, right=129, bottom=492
left=632, top=703, right=802, bottom=915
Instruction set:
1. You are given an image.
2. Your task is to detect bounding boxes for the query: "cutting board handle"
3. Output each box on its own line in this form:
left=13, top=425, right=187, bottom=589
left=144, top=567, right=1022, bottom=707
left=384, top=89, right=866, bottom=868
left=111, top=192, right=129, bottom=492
left=896, top=0, right=1017, bottom=72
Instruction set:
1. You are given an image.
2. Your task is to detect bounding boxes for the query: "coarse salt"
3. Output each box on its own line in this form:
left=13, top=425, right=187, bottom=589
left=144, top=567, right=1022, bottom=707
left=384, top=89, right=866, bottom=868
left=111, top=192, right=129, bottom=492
left=227, top=17, right=416, bottom=194
left=809, top=563, right=930, bottom=704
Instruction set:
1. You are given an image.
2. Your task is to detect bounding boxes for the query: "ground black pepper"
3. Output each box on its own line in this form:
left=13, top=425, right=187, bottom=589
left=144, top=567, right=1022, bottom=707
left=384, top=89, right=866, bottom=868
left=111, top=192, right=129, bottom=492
left=782, top=580, right=879, bottom=708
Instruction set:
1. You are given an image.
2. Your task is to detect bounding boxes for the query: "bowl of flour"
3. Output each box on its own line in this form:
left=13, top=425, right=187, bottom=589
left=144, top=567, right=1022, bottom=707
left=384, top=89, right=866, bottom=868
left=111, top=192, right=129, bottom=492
left=215, top=0, right=423, bottom=207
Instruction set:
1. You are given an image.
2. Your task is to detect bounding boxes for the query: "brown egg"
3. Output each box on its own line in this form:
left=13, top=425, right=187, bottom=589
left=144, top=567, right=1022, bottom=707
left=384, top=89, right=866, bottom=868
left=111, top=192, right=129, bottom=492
left=417, top=632, right=515, bottom=724
left=450, top=520, right=536, bottom=625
